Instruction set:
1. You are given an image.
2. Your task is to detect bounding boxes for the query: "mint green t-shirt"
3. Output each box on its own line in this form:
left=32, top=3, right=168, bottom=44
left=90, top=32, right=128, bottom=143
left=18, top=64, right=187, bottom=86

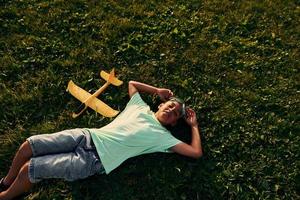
left=89, top=92, right=182, bottom=174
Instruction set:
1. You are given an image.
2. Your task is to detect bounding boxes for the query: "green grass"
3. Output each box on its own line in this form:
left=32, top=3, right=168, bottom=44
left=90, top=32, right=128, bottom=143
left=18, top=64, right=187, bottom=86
left=0, top=0, right=299, bottom=199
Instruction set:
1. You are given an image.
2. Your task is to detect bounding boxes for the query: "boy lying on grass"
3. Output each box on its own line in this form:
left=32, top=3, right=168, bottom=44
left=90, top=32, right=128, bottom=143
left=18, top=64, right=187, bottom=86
left=0, top=81, right=203, bottom=200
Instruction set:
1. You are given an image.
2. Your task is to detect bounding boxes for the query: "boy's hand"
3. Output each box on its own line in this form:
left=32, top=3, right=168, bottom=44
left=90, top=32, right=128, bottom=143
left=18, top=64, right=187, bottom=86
left=185, top=108, right=198, bottom=127
left=157, top=88, right=173, bottom=101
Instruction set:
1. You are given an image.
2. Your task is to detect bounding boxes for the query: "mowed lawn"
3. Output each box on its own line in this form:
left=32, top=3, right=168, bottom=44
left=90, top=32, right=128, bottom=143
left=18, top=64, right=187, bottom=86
left=0, top=0, right=299, bottom=199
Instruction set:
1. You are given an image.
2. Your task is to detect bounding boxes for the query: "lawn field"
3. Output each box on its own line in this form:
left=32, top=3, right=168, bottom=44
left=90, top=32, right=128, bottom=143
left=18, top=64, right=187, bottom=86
left=0, top=0, right=299, bottom=199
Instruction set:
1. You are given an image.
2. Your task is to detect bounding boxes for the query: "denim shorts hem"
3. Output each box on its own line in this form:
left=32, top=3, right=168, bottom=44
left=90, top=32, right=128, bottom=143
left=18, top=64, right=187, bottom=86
left=26, top=137, right=38, bottom=157
left=28, top=159, right=40, bottom=183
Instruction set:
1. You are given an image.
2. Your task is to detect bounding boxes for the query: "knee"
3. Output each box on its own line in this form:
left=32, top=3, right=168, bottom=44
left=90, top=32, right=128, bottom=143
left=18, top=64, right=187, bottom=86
left=18, top=141, right=33, bottom=158
left=18, top=162, right=29, bottom=178
left=18, top=162, right=32, bottom=187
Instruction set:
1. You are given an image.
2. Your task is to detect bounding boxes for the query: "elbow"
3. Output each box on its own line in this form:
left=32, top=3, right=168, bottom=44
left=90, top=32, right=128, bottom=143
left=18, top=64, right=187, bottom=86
left=128, top=80, right=133, bottom=87
left=128, top=81, right=138, bottom=97
left=193, top=149, right=203, bottom=159
left=128, top=80, right=137, bottom=86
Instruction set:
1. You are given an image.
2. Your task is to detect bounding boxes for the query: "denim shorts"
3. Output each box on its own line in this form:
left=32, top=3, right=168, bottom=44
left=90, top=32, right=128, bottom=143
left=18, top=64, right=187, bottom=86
left=27, top=128, right=105, bottom=183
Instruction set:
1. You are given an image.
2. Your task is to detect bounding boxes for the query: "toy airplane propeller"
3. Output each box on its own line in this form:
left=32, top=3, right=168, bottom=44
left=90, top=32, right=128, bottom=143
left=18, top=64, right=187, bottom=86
left=66, top=69, right=123, bottom=118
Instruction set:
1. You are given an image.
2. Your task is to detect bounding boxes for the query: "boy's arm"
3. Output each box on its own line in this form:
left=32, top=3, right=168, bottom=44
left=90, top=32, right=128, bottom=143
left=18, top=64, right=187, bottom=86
left=128, top=81, right=173, bottom=101
left=170, top=108, right=203, bottom=158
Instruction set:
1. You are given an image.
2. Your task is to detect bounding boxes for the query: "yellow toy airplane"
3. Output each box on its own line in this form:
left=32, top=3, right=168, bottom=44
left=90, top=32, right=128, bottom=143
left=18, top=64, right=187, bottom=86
left=66, top=69, right=123, bottom=118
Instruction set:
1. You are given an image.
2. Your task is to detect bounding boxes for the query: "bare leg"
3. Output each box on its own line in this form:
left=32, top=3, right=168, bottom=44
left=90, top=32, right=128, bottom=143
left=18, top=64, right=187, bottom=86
left=0, top=162, right=32, bottom=200
left=2, top=141, right=33, bottom=186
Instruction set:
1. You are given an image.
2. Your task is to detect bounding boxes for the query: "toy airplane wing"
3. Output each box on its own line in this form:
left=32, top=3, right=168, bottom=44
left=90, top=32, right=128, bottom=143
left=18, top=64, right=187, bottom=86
left=67, top=80, right=119, bottom=117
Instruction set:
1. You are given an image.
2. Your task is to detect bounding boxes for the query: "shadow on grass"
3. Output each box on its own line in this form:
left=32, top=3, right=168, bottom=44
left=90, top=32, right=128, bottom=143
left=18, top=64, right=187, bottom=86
left=69, top=154, right=223, bottom=200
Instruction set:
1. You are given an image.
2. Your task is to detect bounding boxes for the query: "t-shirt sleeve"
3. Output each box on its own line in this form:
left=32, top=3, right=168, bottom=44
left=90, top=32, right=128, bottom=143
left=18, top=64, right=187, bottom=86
left=127, top=92, right=147, bottom=108
left=158, top=132, right=183, bottom=153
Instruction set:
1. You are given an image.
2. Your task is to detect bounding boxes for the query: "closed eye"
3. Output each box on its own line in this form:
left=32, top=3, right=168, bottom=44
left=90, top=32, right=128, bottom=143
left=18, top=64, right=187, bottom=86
left=169, top=102, right=180, bottom=117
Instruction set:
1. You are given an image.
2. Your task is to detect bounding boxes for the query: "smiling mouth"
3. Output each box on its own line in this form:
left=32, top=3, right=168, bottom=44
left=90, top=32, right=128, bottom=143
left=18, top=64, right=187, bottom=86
left=163, top=110, right=171, bottom=117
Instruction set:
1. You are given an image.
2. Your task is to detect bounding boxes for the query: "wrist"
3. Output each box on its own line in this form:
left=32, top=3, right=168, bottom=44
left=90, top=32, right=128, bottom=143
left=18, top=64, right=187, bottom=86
left=191, top=123, right=199, bottom=129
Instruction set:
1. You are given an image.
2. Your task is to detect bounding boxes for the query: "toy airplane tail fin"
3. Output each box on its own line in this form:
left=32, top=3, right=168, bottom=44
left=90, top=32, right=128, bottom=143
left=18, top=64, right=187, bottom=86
left=100, top=69, right=123, bottom=86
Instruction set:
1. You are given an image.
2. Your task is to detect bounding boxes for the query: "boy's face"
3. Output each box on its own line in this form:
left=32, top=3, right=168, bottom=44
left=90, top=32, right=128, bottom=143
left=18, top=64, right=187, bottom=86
left=155, top=100, right=182, bottom=126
